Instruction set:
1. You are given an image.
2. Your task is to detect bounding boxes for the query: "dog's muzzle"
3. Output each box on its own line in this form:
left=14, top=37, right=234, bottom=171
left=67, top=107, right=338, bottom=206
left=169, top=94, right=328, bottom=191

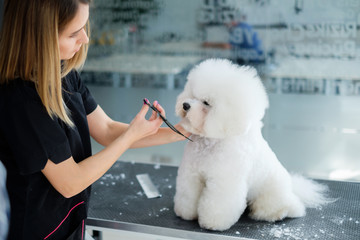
left=183, top=102, right=191, bottom=111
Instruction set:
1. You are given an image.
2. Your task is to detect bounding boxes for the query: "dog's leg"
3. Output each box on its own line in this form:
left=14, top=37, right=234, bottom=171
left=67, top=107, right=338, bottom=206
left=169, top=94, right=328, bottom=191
left=197, top=178, right=247, bottom=231
left=174, top=171, right=204, bottom=220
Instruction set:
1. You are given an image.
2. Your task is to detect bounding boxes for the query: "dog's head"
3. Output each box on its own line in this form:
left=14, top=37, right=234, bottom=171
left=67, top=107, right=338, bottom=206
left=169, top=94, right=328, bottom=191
left=176, top=58, right=269, bottom=139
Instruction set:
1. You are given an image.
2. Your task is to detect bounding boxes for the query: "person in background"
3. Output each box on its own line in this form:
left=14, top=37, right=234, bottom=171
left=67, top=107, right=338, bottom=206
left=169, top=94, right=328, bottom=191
left=0, top=0, right=189, bottom=239
left=228, top=12, right=265, bottom=65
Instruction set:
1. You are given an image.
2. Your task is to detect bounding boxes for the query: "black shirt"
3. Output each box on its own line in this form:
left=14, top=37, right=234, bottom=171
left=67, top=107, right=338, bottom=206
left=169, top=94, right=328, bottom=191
left=0, top=70, right=98, bottom=239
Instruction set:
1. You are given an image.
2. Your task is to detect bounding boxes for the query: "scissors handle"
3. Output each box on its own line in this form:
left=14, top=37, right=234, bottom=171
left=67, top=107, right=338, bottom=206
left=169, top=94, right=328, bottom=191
left=143, top=99, right=193, bottom=142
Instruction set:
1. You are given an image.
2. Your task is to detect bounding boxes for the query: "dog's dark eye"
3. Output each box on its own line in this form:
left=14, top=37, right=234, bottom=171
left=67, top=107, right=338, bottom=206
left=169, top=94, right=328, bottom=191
left=202, top=100, right=210, bottom=106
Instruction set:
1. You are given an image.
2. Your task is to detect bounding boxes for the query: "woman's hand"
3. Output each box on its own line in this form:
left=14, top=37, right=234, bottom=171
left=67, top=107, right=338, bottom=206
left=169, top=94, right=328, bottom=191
left=125, top=100, right=165, bottom=144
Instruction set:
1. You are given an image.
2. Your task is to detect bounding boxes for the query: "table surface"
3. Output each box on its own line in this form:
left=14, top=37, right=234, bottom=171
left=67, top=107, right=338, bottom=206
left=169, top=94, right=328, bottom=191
left=88, top=161, right=360, bottom=240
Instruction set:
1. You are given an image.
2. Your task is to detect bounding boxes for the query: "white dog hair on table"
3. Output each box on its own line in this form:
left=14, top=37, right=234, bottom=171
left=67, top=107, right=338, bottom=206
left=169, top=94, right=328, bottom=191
left=173, top=58, right=330, bottom=231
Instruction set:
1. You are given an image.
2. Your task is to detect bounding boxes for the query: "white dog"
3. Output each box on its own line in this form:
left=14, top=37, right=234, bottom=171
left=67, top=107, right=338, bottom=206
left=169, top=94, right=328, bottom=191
left=174, top=59, right=329, bottom=231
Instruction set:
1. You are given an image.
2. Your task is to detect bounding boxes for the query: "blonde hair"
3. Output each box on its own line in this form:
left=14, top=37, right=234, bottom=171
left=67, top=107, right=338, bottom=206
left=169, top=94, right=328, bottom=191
left=0, top=0, right=91, bottom=126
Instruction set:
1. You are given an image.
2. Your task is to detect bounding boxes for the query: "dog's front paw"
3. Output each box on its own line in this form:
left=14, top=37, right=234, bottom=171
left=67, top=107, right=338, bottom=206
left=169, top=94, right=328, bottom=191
left=174, top=201, right=198, bottom=220
left=198, top=214, right=234, bottom=231
left=198, top=205, right=242, bottom=231
left=174, top=207, right=197, bottom=220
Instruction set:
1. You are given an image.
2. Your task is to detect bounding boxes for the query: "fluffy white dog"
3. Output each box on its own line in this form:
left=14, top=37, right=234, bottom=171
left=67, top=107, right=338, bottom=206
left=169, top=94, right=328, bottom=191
left=174, top=58, right=329, bottom=231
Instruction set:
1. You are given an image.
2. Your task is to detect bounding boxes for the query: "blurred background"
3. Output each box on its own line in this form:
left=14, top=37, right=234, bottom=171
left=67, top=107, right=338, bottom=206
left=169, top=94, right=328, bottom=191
left=81, top=0, right=360, bottom=182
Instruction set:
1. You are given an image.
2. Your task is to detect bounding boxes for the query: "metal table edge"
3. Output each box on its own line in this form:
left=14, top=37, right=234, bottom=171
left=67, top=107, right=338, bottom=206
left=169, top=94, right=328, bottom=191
left=86, top=217, right=255, bottom=240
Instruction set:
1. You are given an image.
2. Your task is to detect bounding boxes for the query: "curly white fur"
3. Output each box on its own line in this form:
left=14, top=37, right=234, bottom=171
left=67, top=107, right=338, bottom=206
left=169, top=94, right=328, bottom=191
left=174, top=59, right=330, bottom=231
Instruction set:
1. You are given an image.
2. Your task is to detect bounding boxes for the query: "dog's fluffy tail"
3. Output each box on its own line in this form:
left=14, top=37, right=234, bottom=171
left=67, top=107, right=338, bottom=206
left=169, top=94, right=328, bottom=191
left=291, top=174, right=334, bottom=208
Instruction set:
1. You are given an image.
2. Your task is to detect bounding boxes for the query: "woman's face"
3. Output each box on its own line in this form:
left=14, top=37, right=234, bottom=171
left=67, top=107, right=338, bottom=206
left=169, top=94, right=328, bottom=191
left=59, top=3, right=89, bottom=60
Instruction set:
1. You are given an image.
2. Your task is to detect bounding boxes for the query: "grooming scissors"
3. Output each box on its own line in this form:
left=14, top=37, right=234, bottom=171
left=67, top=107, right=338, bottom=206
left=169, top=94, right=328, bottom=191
left=143, top=99, right=193, bottom=142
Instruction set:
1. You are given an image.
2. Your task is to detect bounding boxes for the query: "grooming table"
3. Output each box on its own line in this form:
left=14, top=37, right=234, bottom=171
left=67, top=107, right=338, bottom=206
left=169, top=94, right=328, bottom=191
left=87, top=161, right=360, bottom=240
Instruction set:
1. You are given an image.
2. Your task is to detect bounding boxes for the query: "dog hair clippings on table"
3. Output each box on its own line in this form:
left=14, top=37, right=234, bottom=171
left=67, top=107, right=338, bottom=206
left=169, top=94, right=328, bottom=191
left=143, top=99, right=193, bottom=142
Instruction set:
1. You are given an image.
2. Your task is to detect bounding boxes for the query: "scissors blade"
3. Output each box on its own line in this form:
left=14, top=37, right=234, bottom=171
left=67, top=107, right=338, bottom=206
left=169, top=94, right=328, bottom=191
left=143, top=99, right=193, bottom=142
left=163, top=119, right=193, bottom=141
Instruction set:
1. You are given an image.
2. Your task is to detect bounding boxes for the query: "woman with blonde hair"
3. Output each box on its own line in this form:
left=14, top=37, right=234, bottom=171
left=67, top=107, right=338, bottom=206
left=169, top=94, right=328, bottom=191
left=0, top=0, right=188, bottom=239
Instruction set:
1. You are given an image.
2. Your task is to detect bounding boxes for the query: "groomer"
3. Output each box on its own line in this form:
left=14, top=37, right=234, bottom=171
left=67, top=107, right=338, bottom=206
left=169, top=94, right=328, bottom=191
left=0, top=0, right=188, bottom=239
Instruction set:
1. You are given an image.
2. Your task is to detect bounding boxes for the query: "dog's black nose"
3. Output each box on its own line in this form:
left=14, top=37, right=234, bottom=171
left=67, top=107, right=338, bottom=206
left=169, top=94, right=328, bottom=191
left=183, top=102, right=191, bottom=111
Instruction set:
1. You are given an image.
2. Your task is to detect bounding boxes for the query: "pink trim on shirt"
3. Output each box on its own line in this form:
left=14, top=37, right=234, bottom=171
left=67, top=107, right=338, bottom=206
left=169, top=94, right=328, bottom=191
left=44, top=201, right=85, bottom=239
left=81, top=220, right=84, bottom=240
